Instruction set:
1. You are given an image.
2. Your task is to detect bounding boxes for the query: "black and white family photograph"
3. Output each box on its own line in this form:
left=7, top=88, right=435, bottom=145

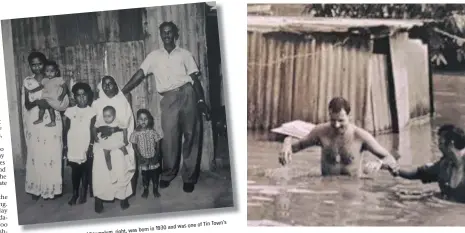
left=1, top=1, right=233, bottom=225
left=248, top=4, right=465, bottom=226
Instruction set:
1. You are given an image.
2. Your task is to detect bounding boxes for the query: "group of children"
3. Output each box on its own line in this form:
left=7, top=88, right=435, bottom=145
left=25, top=60, right=163, bottom=205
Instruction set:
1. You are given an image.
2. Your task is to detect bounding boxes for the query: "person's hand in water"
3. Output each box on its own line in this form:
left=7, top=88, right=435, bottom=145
left=364, top=160, right=400, bottom=175
left=279, top=136, right=293, bottom=166
left=363, top=160, right=383, bottom=174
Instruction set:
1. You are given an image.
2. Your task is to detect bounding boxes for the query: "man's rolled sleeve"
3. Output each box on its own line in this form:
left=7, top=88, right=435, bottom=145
left=184, top=51, right=199, bottom=76
left=139, top=52, right=154, bottom=75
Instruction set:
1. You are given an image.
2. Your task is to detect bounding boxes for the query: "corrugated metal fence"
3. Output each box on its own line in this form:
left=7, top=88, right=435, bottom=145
left=248, top=30, right=430, bottom=134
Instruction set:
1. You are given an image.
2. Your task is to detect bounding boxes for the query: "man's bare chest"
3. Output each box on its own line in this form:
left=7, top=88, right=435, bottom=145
left=320, top=136, right=362, bottom=164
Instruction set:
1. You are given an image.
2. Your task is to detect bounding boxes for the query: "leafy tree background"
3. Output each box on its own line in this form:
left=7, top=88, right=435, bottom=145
left=302, top=4, right=465, bottom=70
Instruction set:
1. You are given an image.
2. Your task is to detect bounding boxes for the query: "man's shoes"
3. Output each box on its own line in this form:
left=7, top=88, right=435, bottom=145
left=160, top=180, right=170, bottom=189
left=183, top=183, right=195, bottom=193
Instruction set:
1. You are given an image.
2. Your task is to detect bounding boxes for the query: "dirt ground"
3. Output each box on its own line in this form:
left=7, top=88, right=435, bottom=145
left=13, top=136, right=234, bottom=225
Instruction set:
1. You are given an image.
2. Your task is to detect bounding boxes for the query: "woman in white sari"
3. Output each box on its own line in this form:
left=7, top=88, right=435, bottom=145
left=22, top=52, right=63, bottom=200
left=90, top=76, right=135, bottom=213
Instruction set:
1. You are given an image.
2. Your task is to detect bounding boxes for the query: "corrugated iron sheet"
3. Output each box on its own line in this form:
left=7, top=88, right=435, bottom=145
left=248, top=28, right=430, bottom=134
left=390, top=32, right=431, bottom=129
left=404, top=37, right=431, bottom=118
left=248, top=31, right=392, bottom=132
left=7, top=3, right=214, bottom=169
left=10, top=9, right=145, bottom=50
left=247, top=15, right=427, bottom=35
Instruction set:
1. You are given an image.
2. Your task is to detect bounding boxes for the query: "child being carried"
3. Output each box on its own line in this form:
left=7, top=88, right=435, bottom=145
left=23, top=60, right=69, bottom=127
left=97, top=106, right=128, bottom=182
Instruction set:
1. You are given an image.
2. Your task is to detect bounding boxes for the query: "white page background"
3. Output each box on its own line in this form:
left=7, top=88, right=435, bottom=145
left=1, top=0, right=464, bottom=232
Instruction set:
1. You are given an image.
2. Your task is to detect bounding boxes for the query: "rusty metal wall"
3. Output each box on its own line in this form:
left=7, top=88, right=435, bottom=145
left=7, top=3, right=214, bottom=169
left=248, top=31, right=388, bottom=132
left=366, top=54, right=393, bottom=134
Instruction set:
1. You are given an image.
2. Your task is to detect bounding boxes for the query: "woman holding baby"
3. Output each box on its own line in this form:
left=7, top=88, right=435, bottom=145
left=90, top=76, right=136, bottom=213
left=22, top=52, right=65, bottom=200
left=22, top=52, right=136, bottom=212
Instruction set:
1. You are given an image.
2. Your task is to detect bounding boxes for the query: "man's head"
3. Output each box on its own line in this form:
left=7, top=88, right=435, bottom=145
left=159, top=21, right=179, bottom=46
left=328, top=97, right=351, bottom=134
left=437, top=124, right=465, bottom=150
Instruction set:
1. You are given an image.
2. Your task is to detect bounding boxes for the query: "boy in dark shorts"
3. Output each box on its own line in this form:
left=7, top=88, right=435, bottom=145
left=388, top=124, right=465, bottom=203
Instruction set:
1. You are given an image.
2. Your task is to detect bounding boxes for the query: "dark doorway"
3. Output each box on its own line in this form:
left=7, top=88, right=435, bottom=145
left=205, top=4, right=228, bottom=170
left=206, top=5, right=222, bottom=109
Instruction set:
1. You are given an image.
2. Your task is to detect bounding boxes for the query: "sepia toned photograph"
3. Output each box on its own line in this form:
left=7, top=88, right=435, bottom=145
left=248, top=4, right=465, bottom=226
left=1, top=1, right=233, bottom=225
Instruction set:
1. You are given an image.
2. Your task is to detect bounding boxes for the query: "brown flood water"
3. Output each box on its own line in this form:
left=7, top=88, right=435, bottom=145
left=247, top=72, right=465, bottom=226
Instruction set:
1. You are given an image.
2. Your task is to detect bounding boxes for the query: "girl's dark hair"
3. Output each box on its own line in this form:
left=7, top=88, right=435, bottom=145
left=71, top=82, right=94, bottom=106
left=27, top=51, right=47, bottom=64
left=44, top=60, right=61, bottom=77
left=438, top=124, right=465, bottom=150
left=159, top=21, right=179, bottom=39
left=136, top=108, right=154, bottom=129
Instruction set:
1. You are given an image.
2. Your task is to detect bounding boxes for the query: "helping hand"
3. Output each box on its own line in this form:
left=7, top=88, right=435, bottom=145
left=363, top=161, right=383, bottom=174
left=381, top=161, right=400, bottom=177
left=279, top=137, right=293, bottom=166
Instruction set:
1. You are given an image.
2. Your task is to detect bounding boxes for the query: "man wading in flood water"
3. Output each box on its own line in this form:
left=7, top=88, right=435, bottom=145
left=279, top=97, right=399, bottom=176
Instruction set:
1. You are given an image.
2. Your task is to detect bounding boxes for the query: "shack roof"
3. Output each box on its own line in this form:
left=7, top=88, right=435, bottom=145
left=248, top=15, right=432, bottom=36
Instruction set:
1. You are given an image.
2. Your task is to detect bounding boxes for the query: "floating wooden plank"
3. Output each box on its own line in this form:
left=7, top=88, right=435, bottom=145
left=271, top=120, right=315, bottom=139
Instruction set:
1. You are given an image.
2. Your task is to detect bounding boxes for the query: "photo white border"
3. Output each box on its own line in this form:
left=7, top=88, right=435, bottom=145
left=0, top=0, right=244, bottom=232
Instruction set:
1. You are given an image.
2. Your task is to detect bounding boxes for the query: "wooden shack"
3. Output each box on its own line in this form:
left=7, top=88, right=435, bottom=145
left=247, top=16, right=434, bottom=135
left=2, top=3, right=218, bottom=170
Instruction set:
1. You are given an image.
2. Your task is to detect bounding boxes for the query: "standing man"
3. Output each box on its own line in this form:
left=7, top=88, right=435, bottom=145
left=279, top=97, right=399, bottom=176
left=122, top=21, right=210, bottom=193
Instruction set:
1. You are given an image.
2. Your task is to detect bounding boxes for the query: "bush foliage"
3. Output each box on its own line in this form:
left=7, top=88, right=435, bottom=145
left=302, top=4, right=465, bottom=69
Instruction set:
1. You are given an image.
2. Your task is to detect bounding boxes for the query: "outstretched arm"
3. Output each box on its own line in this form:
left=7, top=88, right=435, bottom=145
left=279, top=128, right=320, bottom=166
left=121, top=69, right=146, bottom=94
left=358, top=128, right=397, bottom=166
left=395, top=168, right=422, bottom=180
left=291, top=128, right=320, bottom=153
left=391, top=162, right=440, bottom=183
